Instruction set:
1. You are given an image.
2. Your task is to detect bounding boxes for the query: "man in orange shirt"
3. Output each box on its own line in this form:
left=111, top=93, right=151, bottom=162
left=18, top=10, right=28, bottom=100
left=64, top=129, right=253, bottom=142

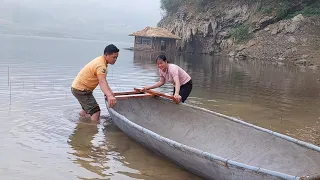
left=71, top=44, right=119, bottom=121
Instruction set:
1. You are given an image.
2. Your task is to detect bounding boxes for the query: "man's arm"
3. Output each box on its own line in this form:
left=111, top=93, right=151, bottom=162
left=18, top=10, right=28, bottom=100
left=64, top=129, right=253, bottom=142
left=98, top=74, right=116, bottom=107
left=98, top=74, right=113, bottom=96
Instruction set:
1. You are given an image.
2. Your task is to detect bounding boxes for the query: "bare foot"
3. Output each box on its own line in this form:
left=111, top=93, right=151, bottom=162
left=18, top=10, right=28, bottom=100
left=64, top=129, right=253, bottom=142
left=79, top=109, right=86, bottom=116
left=90, top=119, right=101, bottom=124
left=79, top=110, right=90, bottom=117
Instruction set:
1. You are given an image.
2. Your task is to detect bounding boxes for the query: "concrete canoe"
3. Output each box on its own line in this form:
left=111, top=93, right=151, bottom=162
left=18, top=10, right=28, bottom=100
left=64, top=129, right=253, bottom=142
left=106, top=96, right=320, bottom=180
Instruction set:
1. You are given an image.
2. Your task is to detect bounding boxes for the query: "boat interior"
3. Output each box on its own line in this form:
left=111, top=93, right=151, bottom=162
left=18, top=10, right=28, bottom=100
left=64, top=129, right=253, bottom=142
left=111, top=97, right=320, bottom=177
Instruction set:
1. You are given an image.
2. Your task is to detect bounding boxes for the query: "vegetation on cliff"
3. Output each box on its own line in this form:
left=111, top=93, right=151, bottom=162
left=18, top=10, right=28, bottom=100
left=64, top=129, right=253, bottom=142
left=259, top=0, right=320, bottom=19
left=160, top=0, right=211, bottom=13
left=160, top=0, right=320, bottom=18
left=231, top=25, right=252, bottom=43
left=287, top=0, right=320, bottom=17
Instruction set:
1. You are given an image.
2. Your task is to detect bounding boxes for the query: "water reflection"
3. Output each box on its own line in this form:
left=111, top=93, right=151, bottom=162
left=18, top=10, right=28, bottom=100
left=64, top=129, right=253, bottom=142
left=68, top=119, right=203, bottom=180
left=68, top=122, right=106, bottom=178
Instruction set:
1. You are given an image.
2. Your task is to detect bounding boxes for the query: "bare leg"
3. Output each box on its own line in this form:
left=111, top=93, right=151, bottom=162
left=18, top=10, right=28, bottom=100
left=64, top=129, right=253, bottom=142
left=91, top=111, right=101, bottom=122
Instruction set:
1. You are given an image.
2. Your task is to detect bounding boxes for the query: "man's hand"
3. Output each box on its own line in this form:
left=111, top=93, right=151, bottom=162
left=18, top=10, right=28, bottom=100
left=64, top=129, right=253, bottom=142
left=173, top=94, right=182, bottom=103
left=107, top=95, right=117, bottom=108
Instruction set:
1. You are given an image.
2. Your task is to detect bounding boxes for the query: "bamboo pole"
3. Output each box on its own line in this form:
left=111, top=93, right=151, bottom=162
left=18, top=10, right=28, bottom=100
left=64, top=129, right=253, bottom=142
left=8, top=67, right=9, bottom=86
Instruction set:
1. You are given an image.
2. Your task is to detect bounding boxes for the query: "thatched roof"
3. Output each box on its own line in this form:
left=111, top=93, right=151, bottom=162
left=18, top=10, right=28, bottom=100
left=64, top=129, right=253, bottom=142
left=129, top=26, right=181, bottom=40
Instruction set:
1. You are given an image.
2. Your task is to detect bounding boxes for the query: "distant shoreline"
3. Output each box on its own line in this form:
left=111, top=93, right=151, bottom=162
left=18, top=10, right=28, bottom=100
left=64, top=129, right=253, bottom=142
left=0, top=33, right=133, bottom=47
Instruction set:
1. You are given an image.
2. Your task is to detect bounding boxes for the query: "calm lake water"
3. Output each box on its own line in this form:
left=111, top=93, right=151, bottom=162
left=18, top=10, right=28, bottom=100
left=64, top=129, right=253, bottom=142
left=1, top=34, right=320, bottom=180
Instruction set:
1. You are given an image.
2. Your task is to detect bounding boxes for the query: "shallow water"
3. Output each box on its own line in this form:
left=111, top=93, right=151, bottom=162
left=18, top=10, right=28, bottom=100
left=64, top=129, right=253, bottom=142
left=0, top=34, right=319, bottom=179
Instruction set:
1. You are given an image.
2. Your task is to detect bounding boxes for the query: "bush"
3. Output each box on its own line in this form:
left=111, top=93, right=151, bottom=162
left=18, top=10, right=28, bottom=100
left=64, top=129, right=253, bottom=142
left=160, top=0, right=183, bottom=14
left=289, top=1, right=320, bottom=17
left=195, top=0, right=211, bottom=11
left=231, top=25, right=252, bottom=43
left=276, top=1, right=290, bottom=19
left=160, top=0, right=211, bottom=13
left=260, top=6, right=273, bottom=15
left=301, top=6, right=320, bottom=16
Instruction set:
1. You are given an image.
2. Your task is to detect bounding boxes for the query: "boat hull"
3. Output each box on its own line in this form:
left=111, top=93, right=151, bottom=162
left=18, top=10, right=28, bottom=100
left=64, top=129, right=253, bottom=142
left=106, top=97, right=320, bottom=180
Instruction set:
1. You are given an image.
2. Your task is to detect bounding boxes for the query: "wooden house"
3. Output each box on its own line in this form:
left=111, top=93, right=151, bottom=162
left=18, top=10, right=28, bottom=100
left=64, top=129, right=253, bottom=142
left=129, top=26, right=181, bottom=52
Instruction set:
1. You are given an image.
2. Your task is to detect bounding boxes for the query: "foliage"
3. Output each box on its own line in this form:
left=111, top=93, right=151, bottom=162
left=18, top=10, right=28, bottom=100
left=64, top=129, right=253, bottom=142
left=231, top=25, right=252, bottom=43
left=288, top=1, right=320, bottom=18
left=160, top=0, right=182, bottom=14
left=276, top=1, right=291, bottom=19
left=160, top=0, right=211, bottom=13
left=260, top=6, right=273, bottom=15
left=160, top=0, right=320, bottom=17
left=194, top=0, right=211, bottom=11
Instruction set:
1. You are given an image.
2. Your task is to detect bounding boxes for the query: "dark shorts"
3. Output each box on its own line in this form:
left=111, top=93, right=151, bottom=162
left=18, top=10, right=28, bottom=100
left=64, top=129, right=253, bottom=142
left=173, top=79, right=193, bottom=103
left=71, top=87, right=100, bottom=116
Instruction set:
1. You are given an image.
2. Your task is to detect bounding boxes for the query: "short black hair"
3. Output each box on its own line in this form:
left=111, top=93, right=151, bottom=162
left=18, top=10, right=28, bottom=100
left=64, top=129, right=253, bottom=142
left=156, top=54, right=169, bottom=63
left=104, top=44, right=119, bottom=55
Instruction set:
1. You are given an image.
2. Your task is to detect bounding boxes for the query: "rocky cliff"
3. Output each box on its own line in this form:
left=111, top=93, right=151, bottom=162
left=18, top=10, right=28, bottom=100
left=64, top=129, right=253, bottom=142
left=158, top=0, right=320, bottom=69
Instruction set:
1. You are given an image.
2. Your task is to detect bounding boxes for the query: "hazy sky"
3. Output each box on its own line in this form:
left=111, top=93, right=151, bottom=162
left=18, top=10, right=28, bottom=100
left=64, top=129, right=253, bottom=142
left=0, top=0, right=163, bottom=42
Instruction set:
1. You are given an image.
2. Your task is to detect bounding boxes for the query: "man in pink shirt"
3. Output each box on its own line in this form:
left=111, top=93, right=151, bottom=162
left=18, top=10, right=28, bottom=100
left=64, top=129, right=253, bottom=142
left=143, top=54, right=192, bottom=103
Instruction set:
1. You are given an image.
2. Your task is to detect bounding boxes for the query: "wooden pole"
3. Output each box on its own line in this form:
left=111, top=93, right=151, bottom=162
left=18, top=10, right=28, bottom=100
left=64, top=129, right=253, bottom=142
left=115, top=93, right=154, bottom=100
left=8, top=67, right=9, bottom=86
left=10, top=79, right=11, bottom=105
left=134, top=88, right=179, bottom=104
left=114, top=91, right=144, bottom=96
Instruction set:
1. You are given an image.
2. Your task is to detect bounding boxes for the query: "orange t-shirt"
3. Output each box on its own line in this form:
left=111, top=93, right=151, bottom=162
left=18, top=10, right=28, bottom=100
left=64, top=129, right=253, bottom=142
left=72, top=56, right=108, bottom=91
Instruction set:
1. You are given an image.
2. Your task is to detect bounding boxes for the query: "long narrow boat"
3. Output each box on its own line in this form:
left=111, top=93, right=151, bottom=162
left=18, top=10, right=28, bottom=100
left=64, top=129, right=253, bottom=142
left=105, top=89, right=320, bottom=180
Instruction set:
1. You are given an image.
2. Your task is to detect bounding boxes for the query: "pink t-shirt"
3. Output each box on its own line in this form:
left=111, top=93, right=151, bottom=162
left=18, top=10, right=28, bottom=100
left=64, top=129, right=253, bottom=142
left=159, top=64, right=191, bottom=86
